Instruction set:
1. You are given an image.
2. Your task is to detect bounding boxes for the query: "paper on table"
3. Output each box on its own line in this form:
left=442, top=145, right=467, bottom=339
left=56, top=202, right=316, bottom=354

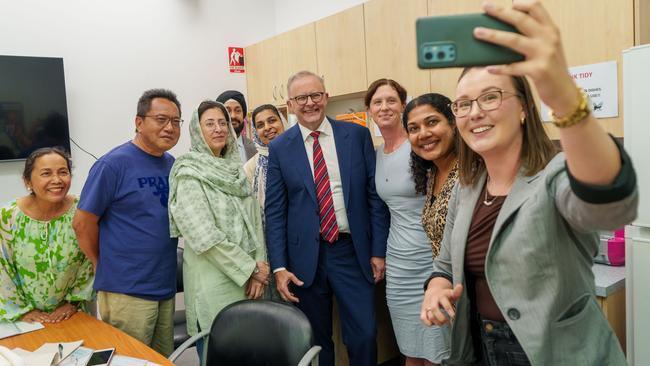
left=110, top=354, right=162, bottom=366
left=58, top=349, right=162, bottom=366
left=20, top=351, right=56, bottom=366
left=0, top=321, right=44, bottom=339
left=58, top=347, right=92, bottom=366
left=34, top=340, right=83, bottom=364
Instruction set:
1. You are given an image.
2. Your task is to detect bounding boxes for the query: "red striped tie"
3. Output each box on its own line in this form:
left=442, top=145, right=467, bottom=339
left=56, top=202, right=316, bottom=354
left=311, top=131, right=339, bottom=243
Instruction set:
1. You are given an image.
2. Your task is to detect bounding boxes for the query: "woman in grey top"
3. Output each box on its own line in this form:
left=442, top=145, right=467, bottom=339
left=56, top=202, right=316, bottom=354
left=367, top=79, right=451, bottom=366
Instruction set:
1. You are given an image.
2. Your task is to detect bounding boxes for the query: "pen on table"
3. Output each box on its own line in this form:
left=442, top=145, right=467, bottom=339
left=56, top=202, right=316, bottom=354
left=58, top=343, right=63, bottom=360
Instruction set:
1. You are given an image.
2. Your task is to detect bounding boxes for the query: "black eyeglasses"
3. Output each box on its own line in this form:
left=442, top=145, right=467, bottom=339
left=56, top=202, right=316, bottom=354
left=290, top=92, right=325, bottom=105
left=449, top=90, right=520, bottom=117
left=142, top=114, right=183, bottom=128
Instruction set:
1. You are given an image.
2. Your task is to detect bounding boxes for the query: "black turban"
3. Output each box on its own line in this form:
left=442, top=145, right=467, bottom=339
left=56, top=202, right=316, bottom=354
left=216, top=90, right=247, bottom=116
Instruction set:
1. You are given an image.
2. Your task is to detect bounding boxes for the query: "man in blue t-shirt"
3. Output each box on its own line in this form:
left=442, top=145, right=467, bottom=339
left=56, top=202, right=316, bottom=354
left=73, top=89, right=182, bottom=357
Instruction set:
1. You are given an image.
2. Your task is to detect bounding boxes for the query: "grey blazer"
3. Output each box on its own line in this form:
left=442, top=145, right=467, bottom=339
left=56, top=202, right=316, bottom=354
left=434, top=153, right=637, bottom=366
left=242, top=136, right=257, bottom=162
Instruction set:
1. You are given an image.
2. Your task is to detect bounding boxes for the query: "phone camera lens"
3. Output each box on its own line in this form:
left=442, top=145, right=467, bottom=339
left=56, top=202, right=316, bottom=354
left=424, top=52, right=433, bottom=60
left=437, top=51, right=446, bottom=60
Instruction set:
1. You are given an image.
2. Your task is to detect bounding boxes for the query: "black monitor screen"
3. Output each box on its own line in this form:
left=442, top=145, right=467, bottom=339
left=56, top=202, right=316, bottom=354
left=0, top=55, right=71, bottom=161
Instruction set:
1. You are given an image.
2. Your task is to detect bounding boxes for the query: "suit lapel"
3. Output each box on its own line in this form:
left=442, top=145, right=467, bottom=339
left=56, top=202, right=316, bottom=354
left=286, top=125, right=317, bottom=204
left=453, top=177, right=484, bottom=283
left=489, top=170, right=541, bottom=247
left=330, top=119, right=351, bottom=207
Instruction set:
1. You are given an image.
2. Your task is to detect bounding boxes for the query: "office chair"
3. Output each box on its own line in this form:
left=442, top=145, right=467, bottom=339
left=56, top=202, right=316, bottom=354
left=169, top=299, right=321, bottom=366
left=173, top=247, right=190, bottom=349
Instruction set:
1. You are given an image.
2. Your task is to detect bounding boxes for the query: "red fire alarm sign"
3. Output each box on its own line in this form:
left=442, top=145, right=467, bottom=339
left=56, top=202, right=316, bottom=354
left=228, top=47, right=245, bottom=73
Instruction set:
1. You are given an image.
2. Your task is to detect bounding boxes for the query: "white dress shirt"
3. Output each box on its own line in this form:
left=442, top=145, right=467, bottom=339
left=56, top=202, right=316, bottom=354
left=298, top=117, right=350, bottom=234
left=274, top=117, right=353, bottom=274
left=237, top=135, right=247, bottom=163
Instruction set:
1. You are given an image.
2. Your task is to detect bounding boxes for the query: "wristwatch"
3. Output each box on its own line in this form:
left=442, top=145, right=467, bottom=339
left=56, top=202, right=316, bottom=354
left=253, top=265, right=260, bottom=274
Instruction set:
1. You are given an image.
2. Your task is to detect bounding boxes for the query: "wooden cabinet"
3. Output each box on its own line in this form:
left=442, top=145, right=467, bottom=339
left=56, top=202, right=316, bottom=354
left=598, top=288, right=627, bottom=352
left=278, top=23, right=318, bottom=103
left=316, top=5, right=368, bottom=97
left=245, top=35, right=282, bottom=108
left=245, top=24, right=317, bottom=108
left=364, top=0, right=430, bottom=97
left=636, top=0, right=650, bottom=45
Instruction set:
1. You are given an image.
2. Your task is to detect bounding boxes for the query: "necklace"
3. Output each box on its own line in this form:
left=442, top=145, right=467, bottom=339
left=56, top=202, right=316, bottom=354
left=483, top=177, right=497, bottom=206
left=483, top=189, right=497, bottom=206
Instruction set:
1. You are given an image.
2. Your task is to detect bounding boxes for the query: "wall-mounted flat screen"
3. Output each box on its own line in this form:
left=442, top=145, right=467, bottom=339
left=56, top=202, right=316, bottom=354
left=0, top=55, right=70, bottom=161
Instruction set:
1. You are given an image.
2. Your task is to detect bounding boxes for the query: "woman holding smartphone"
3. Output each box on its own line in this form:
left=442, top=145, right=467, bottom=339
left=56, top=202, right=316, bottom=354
left=421, top=1, right=637, bottom=365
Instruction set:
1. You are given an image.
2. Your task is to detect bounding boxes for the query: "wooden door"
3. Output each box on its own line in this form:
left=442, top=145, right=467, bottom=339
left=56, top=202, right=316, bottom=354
left=316, top=5, right=368, bottom=97
left=364, top=0, right=430, bottom=97
left=278, top=23, right=318, bottom=103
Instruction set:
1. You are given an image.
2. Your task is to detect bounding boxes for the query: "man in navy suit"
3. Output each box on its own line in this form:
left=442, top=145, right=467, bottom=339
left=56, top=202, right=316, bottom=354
left=265, top=70, right=389, bottom=366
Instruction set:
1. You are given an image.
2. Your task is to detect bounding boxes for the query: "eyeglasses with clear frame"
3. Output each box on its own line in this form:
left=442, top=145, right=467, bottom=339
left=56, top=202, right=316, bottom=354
left=290, top=92, right=325, bottom=106
left=449, top=90, right=520, bottom=118
left=142, top=114, right=184, bottom=128
left=202, top=119, right=229, bottom=132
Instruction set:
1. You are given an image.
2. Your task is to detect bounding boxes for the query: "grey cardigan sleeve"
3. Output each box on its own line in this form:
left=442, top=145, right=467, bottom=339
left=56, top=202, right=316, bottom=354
left=554, top=139, right=639, bottom=232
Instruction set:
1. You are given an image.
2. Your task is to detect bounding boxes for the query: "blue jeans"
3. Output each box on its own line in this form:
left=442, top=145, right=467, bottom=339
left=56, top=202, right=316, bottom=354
left=479, top=317, right=531, bottom=366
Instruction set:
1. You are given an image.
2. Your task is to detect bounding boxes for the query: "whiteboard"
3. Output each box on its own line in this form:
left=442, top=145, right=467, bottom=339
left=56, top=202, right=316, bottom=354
left=623, top=45, right=650, bottom=227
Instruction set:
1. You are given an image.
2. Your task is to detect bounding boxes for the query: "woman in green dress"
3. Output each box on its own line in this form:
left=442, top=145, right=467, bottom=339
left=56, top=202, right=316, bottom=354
left=168, top=101, right=269, bottom=343
left=0, top=147, right=94, bottom=323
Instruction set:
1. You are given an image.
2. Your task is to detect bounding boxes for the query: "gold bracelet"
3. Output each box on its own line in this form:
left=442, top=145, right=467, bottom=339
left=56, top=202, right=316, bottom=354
left=549, top=86, right=591, bottom=128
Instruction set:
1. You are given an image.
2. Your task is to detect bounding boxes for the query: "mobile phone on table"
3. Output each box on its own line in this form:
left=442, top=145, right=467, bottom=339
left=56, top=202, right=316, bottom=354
left=416, top=13, right=525, bottom=69
left=84, top=348, right=115, bottom=366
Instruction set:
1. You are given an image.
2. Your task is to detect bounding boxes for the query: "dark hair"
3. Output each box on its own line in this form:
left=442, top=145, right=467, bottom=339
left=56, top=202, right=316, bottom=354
left=136, top=89, right=181, bottom=117
left=402, top=93, right=457, bottom=195
left=198, top=100, right=229, bottom=121
left=456, top=68, right=557, bottom=186
left=364, top=79, right=408, bottom=108
left=252, top=104, right=281, bottom=126
left=23, top=146, right=72, bottom=186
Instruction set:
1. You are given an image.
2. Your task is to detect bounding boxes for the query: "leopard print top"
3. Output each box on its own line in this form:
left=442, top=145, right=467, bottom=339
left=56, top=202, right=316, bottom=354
left=422, top=161, right=459, bottom=258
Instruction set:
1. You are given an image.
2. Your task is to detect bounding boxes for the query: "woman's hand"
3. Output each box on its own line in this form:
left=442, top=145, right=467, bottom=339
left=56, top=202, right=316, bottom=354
left=474, top=0, right=578, bottom=115
left=252, top=261, right=270, bottom=285
left=246, top=279, right=266, bottom=299
left=20, top=310, right=49, bottom=323
left=46, top=303, right=77, bottom=323
left=420, top=280, right=463, bottom=327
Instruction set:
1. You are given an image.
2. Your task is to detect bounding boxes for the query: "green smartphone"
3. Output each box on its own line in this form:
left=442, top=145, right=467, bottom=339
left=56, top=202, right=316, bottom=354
left=416, top=13, right=525, bottom=69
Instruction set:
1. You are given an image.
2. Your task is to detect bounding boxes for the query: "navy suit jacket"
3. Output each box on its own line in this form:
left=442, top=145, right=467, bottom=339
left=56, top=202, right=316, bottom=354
left=265, top=118, right=389, bottom=287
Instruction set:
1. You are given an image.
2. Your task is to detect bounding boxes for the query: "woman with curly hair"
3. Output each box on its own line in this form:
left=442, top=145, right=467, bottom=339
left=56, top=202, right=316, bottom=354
left=403, top=93, right=459, bottom=260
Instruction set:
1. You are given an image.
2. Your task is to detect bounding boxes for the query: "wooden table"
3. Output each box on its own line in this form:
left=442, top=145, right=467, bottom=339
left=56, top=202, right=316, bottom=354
left=0, top=312, right=173, bottom=365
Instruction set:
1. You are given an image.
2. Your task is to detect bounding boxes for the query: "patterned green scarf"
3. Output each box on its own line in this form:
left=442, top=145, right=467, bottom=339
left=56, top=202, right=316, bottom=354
left=169, top=107, right=261, bottom=254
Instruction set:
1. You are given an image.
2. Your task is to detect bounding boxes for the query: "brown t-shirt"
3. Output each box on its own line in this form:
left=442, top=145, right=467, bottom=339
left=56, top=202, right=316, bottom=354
left=464, top=183, right=507, bottom=321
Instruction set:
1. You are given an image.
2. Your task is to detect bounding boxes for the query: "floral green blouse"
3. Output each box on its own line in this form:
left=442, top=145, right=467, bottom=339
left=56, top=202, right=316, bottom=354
left=0, top=197, right=94, bottom=321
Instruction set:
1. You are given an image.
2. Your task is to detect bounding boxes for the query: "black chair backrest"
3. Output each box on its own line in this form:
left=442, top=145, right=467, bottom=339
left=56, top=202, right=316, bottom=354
left=176, top=247, right=184, bottom=293
left=205, top=300, right=314, bottom=366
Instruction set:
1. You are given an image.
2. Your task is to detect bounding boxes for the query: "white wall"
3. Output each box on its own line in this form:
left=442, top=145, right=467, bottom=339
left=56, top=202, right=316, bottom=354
left=273, top=0, right=368, bottom=34
left=0, top=0, right=275, bottom=204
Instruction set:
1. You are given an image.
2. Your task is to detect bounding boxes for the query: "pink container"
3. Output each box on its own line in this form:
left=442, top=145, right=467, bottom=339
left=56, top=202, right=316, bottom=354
left=608, top=237, right=625, bottom=266
left=614, top=228, right=625, bottom=238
